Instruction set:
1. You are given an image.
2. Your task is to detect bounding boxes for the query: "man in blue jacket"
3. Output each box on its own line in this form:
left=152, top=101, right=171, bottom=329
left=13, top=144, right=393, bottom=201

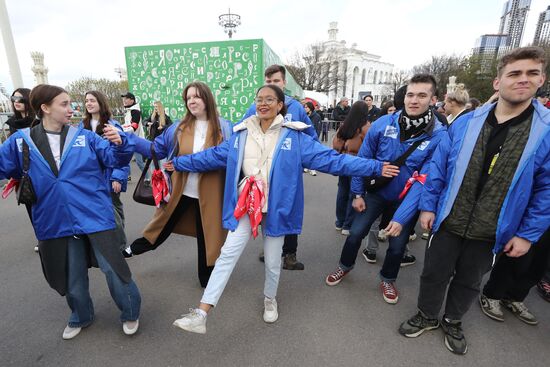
left=241, top=64, right=317, bottom=271
left=399, top=47, right=550, bottom=355
left=325, top=74, right=447, bottom=304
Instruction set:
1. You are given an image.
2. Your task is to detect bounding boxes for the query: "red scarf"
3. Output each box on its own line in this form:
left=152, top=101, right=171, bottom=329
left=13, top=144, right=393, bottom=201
left=151, top=169, right=170, bottom=208
left=2, top=178, right=19, bottom=199
left=233, top=176, right=265, bottom=238
left=398, top=171, right=427, bottom=200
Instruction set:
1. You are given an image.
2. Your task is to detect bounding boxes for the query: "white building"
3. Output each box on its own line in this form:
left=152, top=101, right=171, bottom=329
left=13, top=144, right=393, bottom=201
left=322, top=22, right=394, bottom=106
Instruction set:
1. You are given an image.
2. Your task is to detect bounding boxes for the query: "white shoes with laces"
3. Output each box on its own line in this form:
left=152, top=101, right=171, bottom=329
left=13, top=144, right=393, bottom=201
left=173, top=309, right=207, bottom=334
left=263, top=297, right=278, bottom=323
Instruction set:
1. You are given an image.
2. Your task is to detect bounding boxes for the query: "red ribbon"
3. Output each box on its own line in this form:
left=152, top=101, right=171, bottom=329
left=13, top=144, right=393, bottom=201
left=2, top=178, right=20, bottom=199
left=398, top=171, right=427, bottom=200
left=151, top=169, right=170, bottom=208
left=233, top=176, right=265, bottom=238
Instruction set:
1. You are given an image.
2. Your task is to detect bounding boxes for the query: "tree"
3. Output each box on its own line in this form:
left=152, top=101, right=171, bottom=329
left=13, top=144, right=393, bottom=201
left=411, top=54, right=467, bottom=99
left=65, top=77, right=128, bottom=115
left=285, top=42, right=346, bottom=93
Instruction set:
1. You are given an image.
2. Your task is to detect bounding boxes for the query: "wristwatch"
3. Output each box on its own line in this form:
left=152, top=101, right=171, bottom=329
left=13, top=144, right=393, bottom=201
left=355, top=194, right=362, bottom=199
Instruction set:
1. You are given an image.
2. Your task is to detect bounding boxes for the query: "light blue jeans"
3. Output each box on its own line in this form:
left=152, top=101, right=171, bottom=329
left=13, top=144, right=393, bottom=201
left=201, top=216, right=284, bottom=306
left=66, top=236, right=141, bottom=327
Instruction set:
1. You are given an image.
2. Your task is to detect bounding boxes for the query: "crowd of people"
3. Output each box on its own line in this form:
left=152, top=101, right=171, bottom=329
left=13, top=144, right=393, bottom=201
left=1, top=46, right=550, bottom=356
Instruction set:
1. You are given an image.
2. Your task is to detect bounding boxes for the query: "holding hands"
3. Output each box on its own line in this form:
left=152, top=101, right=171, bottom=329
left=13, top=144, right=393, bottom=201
left=103, top=125, right=122, bottom=145
left=381, top=162, right=400, bottom=177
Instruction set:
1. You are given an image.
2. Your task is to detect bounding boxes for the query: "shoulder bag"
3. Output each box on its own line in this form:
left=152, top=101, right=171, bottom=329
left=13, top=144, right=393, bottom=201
left=132, top=145, right=160, bottom=206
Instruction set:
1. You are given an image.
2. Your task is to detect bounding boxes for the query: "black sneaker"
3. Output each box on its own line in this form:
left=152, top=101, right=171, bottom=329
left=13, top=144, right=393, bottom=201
left=283, top=253, right=304, bottom=270
left=399, top=311, right=439, bottom=337
left=122, top=247, right=133, bottom=258
left=441, top=318, right=468, bottom=355
left=400, top=254, right=416, bottom=267
left=362, top=249, right=376, bottom=263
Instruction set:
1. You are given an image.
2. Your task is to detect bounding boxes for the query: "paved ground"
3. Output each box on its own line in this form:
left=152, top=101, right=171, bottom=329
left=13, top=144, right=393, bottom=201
left=0, top=160, right=548, bottom=367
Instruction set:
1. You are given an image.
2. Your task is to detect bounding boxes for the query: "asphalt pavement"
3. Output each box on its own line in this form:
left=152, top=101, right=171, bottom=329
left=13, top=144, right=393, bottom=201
left=0, top=161, right=548, bottom=367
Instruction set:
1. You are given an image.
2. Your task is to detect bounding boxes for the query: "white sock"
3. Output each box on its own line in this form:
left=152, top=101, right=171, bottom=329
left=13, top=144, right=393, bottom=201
left=196, top=308, right=207, bottom=318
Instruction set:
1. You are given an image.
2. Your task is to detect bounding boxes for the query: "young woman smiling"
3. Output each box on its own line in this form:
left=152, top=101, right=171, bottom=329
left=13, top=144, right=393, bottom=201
left=168, top=84, right=399, bottom=334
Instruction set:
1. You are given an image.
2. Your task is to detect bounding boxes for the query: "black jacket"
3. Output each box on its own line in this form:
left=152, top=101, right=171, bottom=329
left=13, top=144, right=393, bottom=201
left=5, top=115, right=34, bottom=135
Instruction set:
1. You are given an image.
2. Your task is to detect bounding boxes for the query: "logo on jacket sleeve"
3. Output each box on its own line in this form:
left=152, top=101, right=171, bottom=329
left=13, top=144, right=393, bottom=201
left=284, top=113, right=293, bottom=123
left=281, top=138, right=292, bottom=150
left=417, top=140, right=431, bottom=151
left=384, top=126, right=398, bottom=139
left=73, top=135, right=86, bottom=147
left=16, top=138, right=23, bottom=152
left=234, top=136, right=239, bottom=149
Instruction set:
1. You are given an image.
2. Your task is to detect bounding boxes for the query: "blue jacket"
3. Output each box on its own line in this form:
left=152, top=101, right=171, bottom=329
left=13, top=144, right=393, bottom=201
left=132, top=118, right=233, bottom=160
left=78, top=119, right=130, bottom=192
left=420, top=100, right=550, bottom=253
left=0, top=126, right=134, bottom=240
left=171, top=119, right=384, bottom=236
left=241, top=95, right=318, bottom=140
left=352, top=111, right=448, bottom=225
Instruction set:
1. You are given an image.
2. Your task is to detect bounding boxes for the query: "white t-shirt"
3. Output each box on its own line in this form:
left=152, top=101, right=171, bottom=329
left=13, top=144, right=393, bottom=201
left=45, top=131, right=62, bottom=170
left=91, top=119, right=99, bottom=133
left=182, top=120, right=208, bottom=199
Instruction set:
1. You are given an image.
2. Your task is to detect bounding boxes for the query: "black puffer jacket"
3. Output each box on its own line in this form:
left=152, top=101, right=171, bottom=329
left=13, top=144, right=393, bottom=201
left=5, top=115, right=34, bottom=135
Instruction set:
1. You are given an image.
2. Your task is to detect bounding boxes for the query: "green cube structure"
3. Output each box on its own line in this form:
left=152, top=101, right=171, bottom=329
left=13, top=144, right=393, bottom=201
left=125, top=39, right=303, bottom=123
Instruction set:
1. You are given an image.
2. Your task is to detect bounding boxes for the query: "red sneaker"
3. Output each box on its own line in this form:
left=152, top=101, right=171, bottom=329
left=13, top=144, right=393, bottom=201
left=380, top=281, right=399, bottom=304
left=325, top=267, right=350, bottom=286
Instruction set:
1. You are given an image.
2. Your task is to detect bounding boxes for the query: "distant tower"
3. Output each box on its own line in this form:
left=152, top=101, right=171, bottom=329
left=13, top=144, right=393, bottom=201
left=31, top=52, right=49, bottom=85
left=328, top=22, right=338, bottom=42
left=499, top=0, right=531, bottom=50
left=533, top=5, right=550, bottom=46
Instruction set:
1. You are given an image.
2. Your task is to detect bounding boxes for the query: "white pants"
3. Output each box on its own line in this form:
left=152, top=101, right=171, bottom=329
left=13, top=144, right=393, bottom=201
left=201, top=216, right=284, bottom=306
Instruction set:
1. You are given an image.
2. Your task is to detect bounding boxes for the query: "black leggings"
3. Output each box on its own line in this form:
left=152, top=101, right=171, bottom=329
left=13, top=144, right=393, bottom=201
left=130, top=195, right=213, bottom=287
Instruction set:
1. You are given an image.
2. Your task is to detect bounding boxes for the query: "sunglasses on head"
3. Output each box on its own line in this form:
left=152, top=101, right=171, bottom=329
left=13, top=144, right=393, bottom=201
left=11, top=96, right=27, bottom=103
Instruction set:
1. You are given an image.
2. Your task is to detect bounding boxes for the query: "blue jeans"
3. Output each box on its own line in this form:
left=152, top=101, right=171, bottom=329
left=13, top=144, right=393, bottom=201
left=335, top=176, right=355, bottom=230
left=339, top=192, right=415, bottom=282
left=66, top=236, right=141, bottom=327
left=134, top=153, right=149, bottom=180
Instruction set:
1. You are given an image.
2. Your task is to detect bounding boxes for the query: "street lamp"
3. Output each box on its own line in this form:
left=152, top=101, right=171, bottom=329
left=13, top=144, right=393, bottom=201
left=218, top=8, right=241, bottom=39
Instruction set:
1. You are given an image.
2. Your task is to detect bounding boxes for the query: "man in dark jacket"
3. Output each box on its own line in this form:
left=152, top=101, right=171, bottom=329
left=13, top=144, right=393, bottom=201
left=363, top=95, right=380, bottom=122
left=332, top=97, right=350, bottom=122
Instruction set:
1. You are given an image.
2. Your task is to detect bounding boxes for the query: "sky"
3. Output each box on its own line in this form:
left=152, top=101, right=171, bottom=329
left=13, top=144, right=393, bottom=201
left=1, top=0, right=549, bottom=93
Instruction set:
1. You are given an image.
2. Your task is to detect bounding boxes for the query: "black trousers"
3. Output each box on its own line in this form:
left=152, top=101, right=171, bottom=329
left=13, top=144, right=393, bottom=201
left=483, top=228, right=550, bottom=301
left=418, top=229, right=494, bottom=320
left=282, top=234, right=298, bottom=256
left=131, top=195, right=213, bottom=287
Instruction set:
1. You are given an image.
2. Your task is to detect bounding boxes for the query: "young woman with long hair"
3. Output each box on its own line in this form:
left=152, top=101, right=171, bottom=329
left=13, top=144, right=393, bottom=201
left=332, top=100, right=371, bottom=235
left=126, top=81, right=232, bottom=288
left=6, top=88, right=36, bottom=135
left=167, top=85, right=398, bottom=333
left=81, top=90, right=130, bottom=251
left=0, top=84, right=141, bottom=340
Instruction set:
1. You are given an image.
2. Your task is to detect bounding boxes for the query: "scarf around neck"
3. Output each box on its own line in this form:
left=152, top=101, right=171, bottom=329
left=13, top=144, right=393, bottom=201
left=399, top=108, right=432, bottom=140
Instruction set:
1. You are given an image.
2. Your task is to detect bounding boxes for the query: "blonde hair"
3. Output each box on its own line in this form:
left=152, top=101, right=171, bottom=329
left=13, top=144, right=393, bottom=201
left=152, top=101, right=166, bottom=128
left=446, top=83, right=469, bottom=106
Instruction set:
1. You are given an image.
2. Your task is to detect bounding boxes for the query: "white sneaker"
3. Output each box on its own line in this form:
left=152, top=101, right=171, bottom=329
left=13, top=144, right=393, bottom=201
left=263, top=297, right=278, bottom=323
left=122, top=319, right=139, bottom=335
left=309, top=170, right=317, bottom=176
left=409, top=233, right=417, bottom=241
left=341, top=229, right=350, bottom=236
left=173, top=308, right=207, bottom=334
left=62, top=325, right=82, bottom=340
